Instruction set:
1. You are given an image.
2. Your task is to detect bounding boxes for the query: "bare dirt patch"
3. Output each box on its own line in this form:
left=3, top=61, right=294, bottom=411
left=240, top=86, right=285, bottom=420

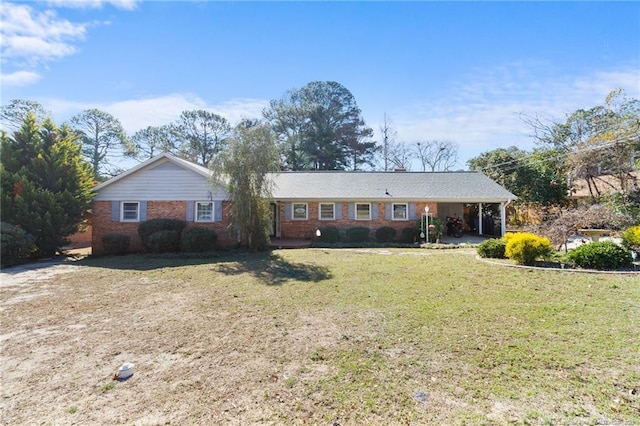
left=0, top=258, right=347, bottom=425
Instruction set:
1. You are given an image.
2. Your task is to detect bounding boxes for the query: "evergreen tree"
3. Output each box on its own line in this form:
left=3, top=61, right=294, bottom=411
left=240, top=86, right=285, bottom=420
left=264, top=81, right=376, bottom=170
left=1, top=113, right=94, bottom=257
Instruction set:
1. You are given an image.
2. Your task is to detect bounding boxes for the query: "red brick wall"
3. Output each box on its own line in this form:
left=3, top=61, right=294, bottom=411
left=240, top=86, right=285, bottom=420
left=93, top=199, right=440, bottom=254
left=92, top=200, right=236, bottom=255
left=278, top=201, right=438, bottom=241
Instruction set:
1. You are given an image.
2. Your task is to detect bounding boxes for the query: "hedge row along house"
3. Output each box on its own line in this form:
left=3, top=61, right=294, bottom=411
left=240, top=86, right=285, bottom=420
left=91, top=153, right=516, bottom=254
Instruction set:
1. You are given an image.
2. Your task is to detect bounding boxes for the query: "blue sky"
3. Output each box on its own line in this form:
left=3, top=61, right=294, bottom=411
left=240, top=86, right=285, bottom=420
left=1, top=1, right=639, bottom=169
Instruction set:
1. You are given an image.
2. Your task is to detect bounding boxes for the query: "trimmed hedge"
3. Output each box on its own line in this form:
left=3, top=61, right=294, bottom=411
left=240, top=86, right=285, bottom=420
left=138, top=219, right=186, bottom=250
left=180, top=227, right=217, bottom=252
left=375, top=226, right=397, bottom=243
left=1, top=222, right=35, bottom=267
left=477, top=238, right=506, bottom=259
left=401, top=227, right=419, bottom=243
left=346, top=227, right=370, bottom=243
left=504, top=232, right=553, bottom=265
left=101, top=233, right=131, bottom=255
left=567, top=241, right=632, bottom=270
left=318, top=227, right=341, bottom=243
left=147, top=230, right=181, bottom=253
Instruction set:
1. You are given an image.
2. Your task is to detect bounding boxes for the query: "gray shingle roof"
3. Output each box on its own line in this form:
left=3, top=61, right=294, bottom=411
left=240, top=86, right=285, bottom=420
left=270, top=171, right=516, bottom=202
left=93, top=154, right=516, bottom=203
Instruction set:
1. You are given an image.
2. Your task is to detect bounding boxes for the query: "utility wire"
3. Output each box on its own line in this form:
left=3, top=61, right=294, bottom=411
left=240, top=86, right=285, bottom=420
left=476, top=133, right=639, bottom=174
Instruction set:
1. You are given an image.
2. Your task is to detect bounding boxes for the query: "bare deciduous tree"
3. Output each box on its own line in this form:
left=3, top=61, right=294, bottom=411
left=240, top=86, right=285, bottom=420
left=415, top=140, right=459, bottom=171
left=522, top=89, right=639, bottom=202
left=379, top=113, right=397, bottom=171
left=528, top=204, right=633, bottom=252
left=387, top=141, right=414, bottom=171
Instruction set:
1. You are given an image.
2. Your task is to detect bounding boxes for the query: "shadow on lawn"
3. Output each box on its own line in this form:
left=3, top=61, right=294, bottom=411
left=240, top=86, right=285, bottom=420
left=78, top=250, right=332, bottom=285
left=214, top=252, right=332, bottom=285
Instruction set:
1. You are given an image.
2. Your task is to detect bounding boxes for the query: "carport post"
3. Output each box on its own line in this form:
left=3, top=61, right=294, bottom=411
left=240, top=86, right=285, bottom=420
left=500, top=202, right=506, bottom=237
left=478, top=203, right=483, bottom=235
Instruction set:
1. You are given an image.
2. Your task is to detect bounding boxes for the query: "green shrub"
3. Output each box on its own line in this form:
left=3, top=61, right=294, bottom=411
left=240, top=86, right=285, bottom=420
left=138, top=219, right=186, bottom=250
left=567, top=241, right=633, bottom=270
left=1, top=222, right=35, bottom=267
left=621, top=225, right=640, bottom=253
left=318, top=227, right=340, bottom=243
left=505, top=232, right=553, bottom=265
left=147, top=230, right=181, bottom=253
left=477, top=238, right=507, bottom=259
left=345, top=227, right=370, bottom=243
left=401, top=227, right=419, bottom=243
left=375, top=226, right=397, bottom=243
left=101, top=233, right=131, bottom=255
left=180, top=227, right=217, bottom=252
left=427, top=217, right=444, bottom=243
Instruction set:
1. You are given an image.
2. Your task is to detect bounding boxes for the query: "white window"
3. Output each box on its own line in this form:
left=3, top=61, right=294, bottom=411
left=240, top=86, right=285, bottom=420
left=356, top=203, right=371, bottom=220
left=196, top=201, right=214, bottom=222
left=393, top=203, right=408, bottom=220
left=292, top=203, right=308, bottom=220
left=121, top=202, right=139, bottom=222
left=319, top=203, right=335, bottom=220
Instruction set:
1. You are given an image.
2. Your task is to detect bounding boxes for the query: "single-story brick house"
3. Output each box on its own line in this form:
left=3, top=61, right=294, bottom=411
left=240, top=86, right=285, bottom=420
left=91, top=153, right=516, bottom=254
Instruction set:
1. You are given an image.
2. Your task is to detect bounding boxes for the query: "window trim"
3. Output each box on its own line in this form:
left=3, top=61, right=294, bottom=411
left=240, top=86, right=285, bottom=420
left=355, top=203, right=371, bottom=220
left=195, top=201, right=214, bottom=222
left=392, top=203, right=408, bottom=221
left=292, top=202, right=308, bottom=220
left=121, top=201, right=140, bottom=222
left=319, top=202, right=335, bottom=220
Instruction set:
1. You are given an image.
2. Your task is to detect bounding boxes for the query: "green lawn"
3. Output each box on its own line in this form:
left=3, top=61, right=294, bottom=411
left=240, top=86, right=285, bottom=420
left=2, top=248, right=638, bottom=425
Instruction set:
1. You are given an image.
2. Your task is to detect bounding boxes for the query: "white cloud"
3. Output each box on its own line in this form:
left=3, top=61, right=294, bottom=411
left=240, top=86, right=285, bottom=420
left=46, top=0, right=140, bottom=10
left=43, top=94, right=270, bottom=133
left=385, top=65, right=640, bottom=166
left=0, top=1, right=136, bottom=88
left=2, top=35, right=78, bottom=59
left=0, top=70, right=42, bottom=87
left=0, top=3, right=87, bottom=60
left=0, top=2, right=87, bottom=86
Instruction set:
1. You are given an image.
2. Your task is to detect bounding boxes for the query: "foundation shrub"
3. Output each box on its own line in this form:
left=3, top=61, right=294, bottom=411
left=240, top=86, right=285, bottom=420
left=318, top=227, right=340, bottom=243
left=567, top=241, right=632, bottom=270
left=621, top=225, right=640, bottom=253
left=505, top=232, right=553, bottom=265
left=180, top=227, right=217, bottom=252
left=138, top=219, right=186, bottom=250
left=147, top=230, right=181, bottom=253
left=101, top=233, right=131, bottom=255
left=346, top=227, right=370, bottom=243
left=401, top=227, right=419, bottom=243
left=375, top=226, right=397, bottom=243
left=477, top=238, right=507, bottom=259
left=1, top=222, right=35, bottom=267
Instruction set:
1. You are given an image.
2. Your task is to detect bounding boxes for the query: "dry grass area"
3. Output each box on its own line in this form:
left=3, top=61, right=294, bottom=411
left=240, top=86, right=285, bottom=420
left=1, top=248, right=639, bottom=425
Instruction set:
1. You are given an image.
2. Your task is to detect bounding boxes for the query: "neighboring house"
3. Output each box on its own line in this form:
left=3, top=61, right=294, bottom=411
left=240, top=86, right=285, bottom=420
left=569, top=171, right=639, bottom=204
left=92, top=153, right=516, bottom=254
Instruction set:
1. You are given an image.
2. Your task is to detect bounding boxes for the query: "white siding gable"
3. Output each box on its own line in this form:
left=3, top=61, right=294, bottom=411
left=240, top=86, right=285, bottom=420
left=94, top=159, right=227, bottom=201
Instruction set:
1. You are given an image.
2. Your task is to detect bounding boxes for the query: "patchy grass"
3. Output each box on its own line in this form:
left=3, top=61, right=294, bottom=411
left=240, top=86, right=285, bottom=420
left=1, top=248, right=638, bottom=425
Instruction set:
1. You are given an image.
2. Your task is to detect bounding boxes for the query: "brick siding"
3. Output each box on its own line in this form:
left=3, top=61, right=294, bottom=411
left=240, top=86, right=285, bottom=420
left=278, top=201, right=438, bottom=241
left=93, top=199, right=440, bottom=254
left=92, top=200, right=236, bottom=255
